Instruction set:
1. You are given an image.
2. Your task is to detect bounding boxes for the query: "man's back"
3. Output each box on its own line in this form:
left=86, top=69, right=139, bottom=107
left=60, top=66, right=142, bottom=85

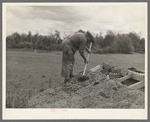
left=69, top=32, right=87, bottom=51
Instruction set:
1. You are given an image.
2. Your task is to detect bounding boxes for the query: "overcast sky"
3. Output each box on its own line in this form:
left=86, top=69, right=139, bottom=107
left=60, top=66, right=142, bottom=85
left=5, top=3, right=147, bottom=38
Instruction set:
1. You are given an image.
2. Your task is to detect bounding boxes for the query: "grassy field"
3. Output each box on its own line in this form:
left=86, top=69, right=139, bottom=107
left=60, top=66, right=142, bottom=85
left=6, top=49, right=145, bottom=103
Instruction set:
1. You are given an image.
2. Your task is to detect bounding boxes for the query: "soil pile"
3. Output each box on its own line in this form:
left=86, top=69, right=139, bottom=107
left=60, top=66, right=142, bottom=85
left=28, top=69, right=145, bottom=108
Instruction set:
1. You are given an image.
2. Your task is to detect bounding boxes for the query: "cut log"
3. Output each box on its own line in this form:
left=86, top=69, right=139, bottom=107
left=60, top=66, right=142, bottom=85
left=118, top=74, right=133, bottom=82
left=128, top=80, right=144, bottom=89
left=90, top=65, right=101, bottom=72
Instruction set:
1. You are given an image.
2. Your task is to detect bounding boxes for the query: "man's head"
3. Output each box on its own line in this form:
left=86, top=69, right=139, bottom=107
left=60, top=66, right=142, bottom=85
left=78, top=29, right=85, bottom=34
left=85, top=31, right=95, bottom=44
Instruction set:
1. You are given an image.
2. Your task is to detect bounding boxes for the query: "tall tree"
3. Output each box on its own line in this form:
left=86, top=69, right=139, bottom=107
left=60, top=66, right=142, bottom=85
left=127, top=32, right=140, bottom=52
left=104, top=30, right=115, bottom=47
left=27, top=31, right=32, bottom=43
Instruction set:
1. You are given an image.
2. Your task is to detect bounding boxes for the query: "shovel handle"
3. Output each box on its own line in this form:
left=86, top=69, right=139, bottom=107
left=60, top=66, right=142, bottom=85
left=83, top=42, right=92, bottom=76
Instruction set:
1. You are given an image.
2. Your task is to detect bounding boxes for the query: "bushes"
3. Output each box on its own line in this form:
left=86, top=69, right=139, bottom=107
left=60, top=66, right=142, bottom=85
left=127, top=32, right=144, bottom=53
left=94, top=34, right=134, bottom=54
left=50, top=44, right=62, bottom=51
left=111, top=34, right=134, bottom=54
left=6, top=30, right=145, bottom=54
left=6, top=89, right=39, bottom=108
left=6, top=32, right=62, bottom=52
left=92, top=45, right=101, bottom=53
left=103, top=30, right=115, bottom=47
left=103, top=46, right=112, bottom=53
left=25, top=42, right=33, bottom=49
left=93, top=31, right=144, bottom=54
left=17, top=42, right=26, bottom=48
left=110, top=40, right=119, bottom=53
left=45, top=44, right=62, bottom=51
left=33, top=43, right=62, bottom=52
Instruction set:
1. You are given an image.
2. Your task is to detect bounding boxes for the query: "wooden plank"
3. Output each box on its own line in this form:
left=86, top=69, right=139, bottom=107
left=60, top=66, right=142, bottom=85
left=128, top=70, right=145, bottom=81
left=128, top=80, right=144, bottom=89
left=118, top=74, right=133, bottom=82
left=132, top=73, right=145, bottom=81
left=128, top=67, right=145, bottom=73
left=90, top=65, right=101, bottom=72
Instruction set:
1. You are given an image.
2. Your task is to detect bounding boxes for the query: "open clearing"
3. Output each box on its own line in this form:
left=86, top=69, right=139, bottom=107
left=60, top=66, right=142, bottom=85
left=6, top=50, right=145, bottom=108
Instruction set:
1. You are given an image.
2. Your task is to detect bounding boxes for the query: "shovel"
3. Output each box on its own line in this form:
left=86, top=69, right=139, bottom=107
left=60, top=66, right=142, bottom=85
left=78, top=42, right=92, bottom=82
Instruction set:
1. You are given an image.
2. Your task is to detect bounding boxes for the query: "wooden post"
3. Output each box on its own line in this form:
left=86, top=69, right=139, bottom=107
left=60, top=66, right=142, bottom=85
left=49, top=78, right=52, bottom=88
left=28, top=90, right=31, bottom=99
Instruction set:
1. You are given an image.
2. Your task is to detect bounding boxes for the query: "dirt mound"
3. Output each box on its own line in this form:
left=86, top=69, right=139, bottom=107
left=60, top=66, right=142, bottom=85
left=28, top=69, right=144, bottom=108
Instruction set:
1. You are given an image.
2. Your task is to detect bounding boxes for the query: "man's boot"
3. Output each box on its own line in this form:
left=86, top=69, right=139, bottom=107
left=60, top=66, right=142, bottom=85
left=64, top=78, right=70, bottom=84
left=70, top=74, right=74, bottom=78
left=70, top=69, right=74, bottom=78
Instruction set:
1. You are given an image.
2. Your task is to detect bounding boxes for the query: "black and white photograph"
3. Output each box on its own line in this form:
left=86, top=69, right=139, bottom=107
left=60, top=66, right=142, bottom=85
left=2, top=2, right=147, bottom=119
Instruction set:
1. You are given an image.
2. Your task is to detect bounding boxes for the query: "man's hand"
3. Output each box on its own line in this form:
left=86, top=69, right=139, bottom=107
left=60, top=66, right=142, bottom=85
left=88, top=49, right=91, bottom=54
left=84, top=59, right=88, bottom=64
left=85, top=46, right=91, bottom=54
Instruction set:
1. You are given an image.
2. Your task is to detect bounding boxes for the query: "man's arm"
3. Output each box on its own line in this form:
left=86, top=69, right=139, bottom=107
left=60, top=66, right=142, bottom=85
left=78, top=35, right=88, bottom=63
left=85, top=46, right=91, bottom=53
left=79, top=51, right=88, bottom=64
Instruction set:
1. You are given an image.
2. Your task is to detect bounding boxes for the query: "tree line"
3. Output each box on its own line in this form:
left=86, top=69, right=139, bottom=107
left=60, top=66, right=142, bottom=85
left=6, top=30, right=145, bottom=54
left=93, top=30, right=145, bottom=54
left=6, top=30, right=63, bottom=51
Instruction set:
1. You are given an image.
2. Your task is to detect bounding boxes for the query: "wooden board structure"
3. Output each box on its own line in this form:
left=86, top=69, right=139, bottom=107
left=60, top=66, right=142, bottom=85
left=69, top=64, right=145, bottom=92
left=90, top=65, right=101, bottom=72
left=118, top=74, right=133, bottom=82
left=128, top=70, right=145, bottom=81
left=89, top=65, right=145, bottom=90
left=126, top=69, right=145, bottom=89
left=128, top=80, right=144, bottom=89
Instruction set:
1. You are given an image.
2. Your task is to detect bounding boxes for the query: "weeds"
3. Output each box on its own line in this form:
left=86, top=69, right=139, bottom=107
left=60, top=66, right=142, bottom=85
left=6, top=89, right=37, bottom=108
